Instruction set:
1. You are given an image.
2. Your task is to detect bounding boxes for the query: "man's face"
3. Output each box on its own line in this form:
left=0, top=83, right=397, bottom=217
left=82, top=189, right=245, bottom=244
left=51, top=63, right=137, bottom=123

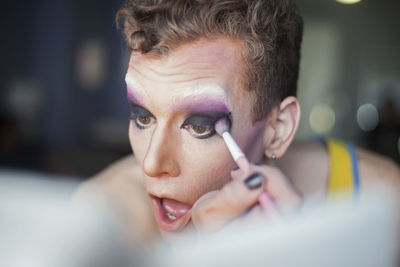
left=125, top=38, right=267, bottom=241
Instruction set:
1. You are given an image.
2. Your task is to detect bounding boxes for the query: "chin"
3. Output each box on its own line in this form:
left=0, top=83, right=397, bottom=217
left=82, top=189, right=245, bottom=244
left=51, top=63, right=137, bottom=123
left=159, top=221, right=197, bottom=245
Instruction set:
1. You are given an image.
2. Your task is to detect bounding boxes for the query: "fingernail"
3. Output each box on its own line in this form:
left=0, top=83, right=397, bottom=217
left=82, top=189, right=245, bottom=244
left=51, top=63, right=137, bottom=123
left=244, top=173, right=264, bottom=190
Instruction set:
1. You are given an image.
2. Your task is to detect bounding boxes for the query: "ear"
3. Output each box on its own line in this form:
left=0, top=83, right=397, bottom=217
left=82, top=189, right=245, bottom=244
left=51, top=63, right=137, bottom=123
left=263, top=96, right=301, bottom=159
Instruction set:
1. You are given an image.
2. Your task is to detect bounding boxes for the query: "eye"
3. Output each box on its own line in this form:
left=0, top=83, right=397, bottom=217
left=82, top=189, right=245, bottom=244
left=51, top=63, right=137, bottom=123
left=129, top=105, right=156, bottom=130
left=135, top=115, right=156, bottom=128
left=181, top=116, right=216, bottom=139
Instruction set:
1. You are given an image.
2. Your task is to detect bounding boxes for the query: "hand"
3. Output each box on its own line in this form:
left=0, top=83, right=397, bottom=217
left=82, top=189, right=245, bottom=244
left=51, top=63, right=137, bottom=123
left=191, top=164, right=302, bottom=236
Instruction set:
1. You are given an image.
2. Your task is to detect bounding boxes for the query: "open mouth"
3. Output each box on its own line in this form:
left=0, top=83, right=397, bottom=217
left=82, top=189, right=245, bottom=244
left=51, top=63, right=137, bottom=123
left=150, top=195, right=192, bottom=232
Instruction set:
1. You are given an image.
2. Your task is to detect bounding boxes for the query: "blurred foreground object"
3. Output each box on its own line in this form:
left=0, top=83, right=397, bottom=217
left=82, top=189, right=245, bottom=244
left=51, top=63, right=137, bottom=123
left=1, top=170, right=399, bottom=267
left=0, top=170, right=147, bottom=267
left=164, top=189, right=400, bottom=267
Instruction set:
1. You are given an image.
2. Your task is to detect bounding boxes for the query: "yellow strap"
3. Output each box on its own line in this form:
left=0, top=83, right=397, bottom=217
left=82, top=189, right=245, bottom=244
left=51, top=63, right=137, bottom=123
left=326, top=138, right=354, bottom=199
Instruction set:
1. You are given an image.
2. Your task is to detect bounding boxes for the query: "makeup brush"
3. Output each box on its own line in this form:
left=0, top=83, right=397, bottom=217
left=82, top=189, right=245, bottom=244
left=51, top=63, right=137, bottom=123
left=214, top=117, right=250, bottom=172
left=215, top=117, right=280, bottom=218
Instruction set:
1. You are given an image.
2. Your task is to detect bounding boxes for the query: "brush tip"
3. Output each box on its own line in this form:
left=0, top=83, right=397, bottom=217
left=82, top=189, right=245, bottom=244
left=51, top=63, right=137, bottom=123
left=215, top=117, right=231, bottom=136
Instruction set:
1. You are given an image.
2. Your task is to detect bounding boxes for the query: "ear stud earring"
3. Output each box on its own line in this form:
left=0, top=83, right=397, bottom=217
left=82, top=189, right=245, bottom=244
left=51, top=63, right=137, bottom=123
left=271, top=153, right=277, bottom=160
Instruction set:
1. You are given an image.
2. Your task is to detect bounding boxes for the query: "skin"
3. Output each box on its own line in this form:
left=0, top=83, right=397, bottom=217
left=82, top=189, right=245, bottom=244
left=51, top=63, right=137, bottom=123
left=124, top=37, right=300, bottom=242
left=73, top=38, right=400, bottom=246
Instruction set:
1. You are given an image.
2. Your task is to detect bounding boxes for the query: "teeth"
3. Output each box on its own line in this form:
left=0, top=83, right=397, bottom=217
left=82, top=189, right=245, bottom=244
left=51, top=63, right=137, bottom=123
left=166, top=212, right=177, bottom=220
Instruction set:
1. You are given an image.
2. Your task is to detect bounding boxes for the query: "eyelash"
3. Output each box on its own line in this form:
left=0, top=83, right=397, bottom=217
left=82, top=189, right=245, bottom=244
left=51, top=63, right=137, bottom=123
left=180, top=119, right=217, bottom=139
left=129, top=106, right=220, bottom=139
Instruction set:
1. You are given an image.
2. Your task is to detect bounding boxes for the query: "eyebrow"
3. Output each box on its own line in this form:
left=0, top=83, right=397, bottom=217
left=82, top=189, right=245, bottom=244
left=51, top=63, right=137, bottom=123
left=172, top=97, right=230, bottom=115
left=171, top=84, right=230, bottom=113
left=126, top=81, right=230, bottom=114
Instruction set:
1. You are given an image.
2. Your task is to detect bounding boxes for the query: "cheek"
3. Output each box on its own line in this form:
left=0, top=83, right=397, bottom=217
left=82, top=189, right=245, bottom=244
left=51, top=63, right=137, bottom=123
left=238, top=125, right=266, bottom=162
left=230, top=110, right=267, bottom=163
left=178, top=136, right=235, bottom=199
left=128, top=122, right=148, bottom=165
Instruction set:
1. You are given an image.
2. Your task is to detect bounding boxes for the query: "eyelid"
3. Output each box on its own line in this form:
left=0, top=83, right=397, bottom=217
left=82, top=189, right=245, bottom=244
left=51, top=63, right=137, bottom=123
left=130, top=103, right=154, bottom=117
left=181, top=115, right=216, bottom=127
left=182, top=111, right=230, bottom=125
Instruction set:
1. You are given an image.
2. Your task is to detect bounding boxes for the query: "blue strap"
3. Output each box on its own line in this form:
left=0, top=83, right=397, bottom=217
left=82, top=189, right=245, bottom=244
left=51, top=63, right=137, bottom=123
left=347, top=143, right=360, bottom=199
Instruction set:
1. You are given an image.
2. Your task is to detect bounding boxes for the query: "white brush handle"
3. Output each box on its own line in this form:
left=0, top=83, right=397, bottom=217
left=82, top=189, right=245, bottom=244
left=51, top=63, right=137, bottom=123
left=222, top=132, right=245, bottom=161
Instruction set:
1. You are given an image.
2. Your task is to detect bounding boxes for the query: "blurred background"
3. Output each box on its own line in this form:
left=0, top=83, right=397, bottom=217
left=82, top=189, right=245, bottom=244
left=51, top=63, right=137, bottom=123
left=1, top=0, right=399, bottom=180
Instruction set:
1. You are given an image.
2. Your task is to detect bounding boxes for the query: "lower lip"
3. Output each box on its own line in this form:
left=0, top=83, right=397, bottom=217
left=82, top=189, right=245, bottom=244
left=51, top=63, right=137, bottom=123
left=150, top=196, right=192, bottom=232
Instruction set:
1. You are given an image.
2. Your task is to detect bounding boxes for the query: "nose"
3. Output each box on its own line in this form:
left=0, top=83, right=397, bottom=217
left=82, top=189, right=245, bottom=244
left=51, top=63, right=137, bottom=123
left=142, top=123, right=180, bottom=178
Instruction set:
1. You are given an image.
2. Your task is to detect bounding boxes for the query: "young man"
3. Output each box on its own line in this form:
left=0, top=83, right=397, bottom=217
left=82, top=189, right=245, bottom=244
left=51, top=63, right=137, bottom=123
left=74, top=0, right=400, bottom=245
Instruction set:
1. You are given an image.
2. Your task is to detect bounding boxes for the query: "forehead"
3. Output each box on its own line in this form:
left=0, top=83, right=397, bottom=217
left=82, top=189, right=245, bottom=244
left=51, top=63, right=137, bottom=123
left=125, top=38, right=250, bottom=114
left=129, top=38, right=244, bottom=76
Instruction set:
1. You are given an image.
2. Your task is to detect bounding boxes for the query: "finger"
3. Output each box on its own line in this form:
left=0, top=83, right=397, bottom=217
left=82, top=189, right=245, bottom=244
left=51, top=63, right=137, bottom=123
left=252, top=165, right=302, bottom=215
left=192, top=172, right=265, bottom=233
left=234, top=167, right=282, bottom=220
left=230, top=168, right=244, bottom=180
left=230, top=163, right=259, bottom=180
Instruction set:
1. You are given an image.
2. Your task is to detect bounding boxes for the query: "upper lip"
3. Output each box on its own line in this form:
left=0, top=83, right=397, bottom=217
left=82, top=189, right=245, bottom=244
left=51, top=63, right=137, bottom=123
left=148, top=192, right=193, bottom=208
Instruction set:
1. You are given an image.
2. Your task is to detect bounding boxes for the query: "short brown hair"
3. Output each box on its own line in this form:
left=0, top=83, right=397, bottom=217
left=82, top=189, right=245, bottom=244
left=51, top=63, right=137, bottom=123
left=116, top=0, right=303, bottom=122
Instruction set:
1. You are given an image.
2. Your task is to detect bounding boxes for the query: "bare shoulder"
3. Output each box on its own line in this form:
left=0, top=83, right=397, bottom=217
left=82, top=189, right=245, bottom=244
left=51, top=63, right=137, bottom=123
left=277, top=139, right=400, bottom=197
left=276, top=140, right=329, bottom=197
left=356, top=147, right=400, bottom=188
left=74, top=155, right=142, bottom=197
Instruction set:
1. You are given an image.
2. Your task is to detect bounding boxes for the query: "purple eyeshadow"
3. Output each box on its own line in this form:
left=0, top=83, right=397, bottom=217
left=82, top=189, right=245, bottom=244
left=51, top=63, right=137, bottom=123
left=126, top=86, right=143, bottom=105
left=173, top=97, right=230, bottom=114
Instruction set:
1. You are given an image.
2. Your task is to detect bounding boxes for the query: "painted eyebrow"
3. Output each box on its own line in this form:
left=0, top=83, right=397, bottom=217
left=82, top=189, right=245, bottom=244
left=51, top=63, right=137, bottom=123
left=126, top=86, right=144, bottom=106
left=172, top=97, right=230, bottom=115
left=126, top=81, right=231, bottom=115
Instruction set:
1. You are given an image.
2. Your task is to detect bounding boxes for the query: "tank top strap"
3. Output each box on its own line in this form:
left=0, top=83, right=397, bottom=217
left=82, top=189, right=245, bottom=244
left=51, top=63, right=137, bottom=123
left=325, top=138, right=360, bottom=200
